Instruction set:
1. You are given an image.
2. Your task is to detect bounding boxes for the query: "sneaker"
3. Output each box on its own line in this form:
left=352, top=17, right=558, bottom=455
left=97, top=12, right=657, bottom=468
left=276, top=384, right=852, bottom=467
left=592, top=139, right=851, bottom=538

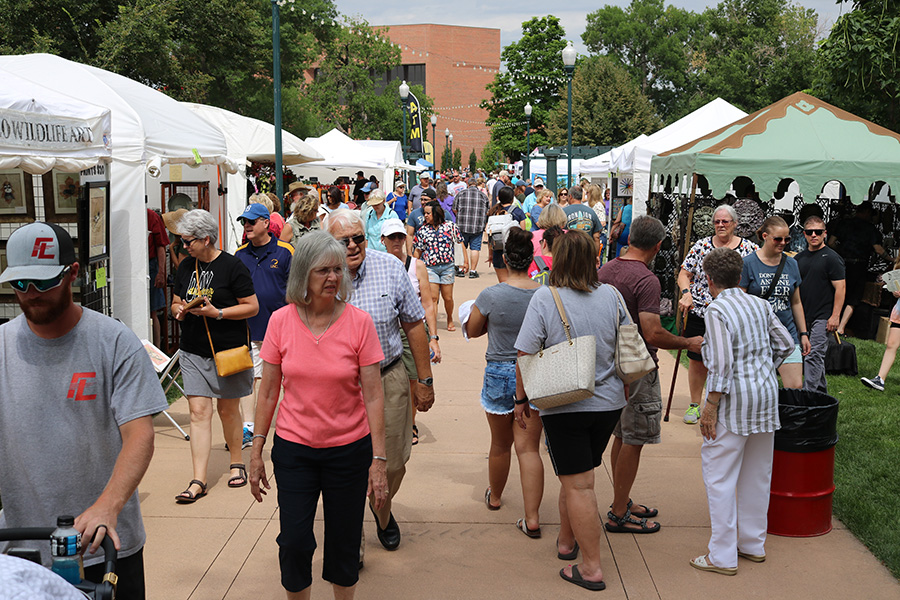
left=241, top=426, right=253, bottom=449
left=468, top=270, right=479, bottom=278
left=683, top=404, right=701, bottom=424
left=861, top=375, right=885, bottom=391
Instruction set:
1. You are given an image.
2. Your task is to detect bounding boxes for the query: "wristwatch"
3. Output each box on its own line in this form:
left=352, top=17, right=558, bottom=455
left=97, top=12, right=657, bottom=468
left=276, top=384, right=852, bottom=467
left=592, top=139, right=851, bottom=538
left=417, top=377, right=434, bottom=387
left=681, top=288, right=690, bottom=295
left=430, top=335, right=440, bottom=341
left=216, top=309, right=224, bottom=320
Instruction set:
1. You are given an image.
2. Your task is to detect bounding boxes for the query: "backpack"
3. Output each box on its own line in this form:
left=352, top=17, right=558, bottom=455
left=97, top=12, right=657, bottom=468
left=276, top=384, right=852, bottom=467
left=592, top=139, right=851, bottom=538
left=531, top=255, right=550, bottom=286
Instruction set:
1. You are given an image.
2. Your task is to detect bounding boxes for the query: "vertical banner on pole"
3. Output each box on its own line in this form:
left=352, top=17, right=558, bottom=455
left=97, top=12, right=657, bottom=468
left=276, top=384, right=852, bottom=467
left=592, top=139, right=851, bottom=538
left=408, top=91, right=424, bottom=154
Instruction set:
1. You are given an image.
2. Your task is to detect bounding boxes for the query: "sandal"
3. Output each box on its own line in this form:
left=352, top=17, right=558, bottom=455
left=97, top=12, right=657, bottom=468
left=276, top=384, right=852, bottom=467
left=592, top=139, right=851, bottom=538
left=484, top=487, right=501, bottom=511
left=557, top=538, right=579, bottom=560
left=627, top=499, right=658, bottom=519
left=175, top=480, right=207, bottom=504
left=412, top=424, right=419, bottom=446
left=228, top=463, right=247, bottom=488
left=605, top=509, right=660, bottom=534
left=516, top=517, right=541, bottom=539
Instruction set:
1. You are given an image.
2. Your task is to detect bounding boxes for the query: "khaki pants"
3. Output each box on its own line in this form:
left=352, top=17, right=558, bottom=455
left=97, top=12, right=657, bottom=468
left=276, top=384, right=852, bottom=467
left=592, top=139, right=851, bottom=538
left=370, top=359, right=412, bottom=526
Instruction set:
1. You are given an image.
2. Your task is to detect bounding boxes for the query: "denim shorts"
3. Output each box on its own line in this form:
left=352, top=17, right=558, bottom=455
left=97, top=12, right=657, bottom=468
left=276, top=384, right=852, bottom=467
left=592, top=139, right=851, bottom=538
left=481, top=360, right=517, bottom=415
left=427, top=262, right=455, bottom=285
left=461, top=231, right=483, bottom=251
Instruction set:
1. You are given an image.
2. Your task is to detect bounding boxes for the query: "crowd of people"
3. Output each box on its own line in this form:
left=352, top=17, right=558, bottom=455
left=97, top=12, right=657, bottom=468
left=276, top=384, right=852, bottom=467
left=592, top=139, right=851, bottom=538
left=2, top=161, right=897, bottom=598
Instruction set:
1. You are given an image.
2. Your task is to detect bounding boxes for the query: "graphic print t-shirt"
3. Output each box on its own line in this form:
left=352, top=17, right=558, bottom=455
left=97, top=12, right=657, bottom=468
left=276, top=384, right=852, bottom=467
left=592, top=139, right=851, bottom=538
left=175, top=253, right=255, bottom=357
left=740, top=252, right=802, bottom=344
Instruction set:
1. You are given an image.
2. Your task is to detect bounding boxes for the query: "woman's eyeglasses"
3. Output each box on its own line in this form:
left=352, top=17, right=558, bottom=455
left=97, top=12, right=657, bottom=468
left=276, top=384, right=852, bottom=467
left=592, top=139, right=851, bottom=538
left=804, top=229, right=825, bottom=236
left=767, top=235, right=790, bottom=243
left=339, top=234, right=367, bottom=247
left=10, top=266, right=71, bottom=293
left=714, top=219, right=733, bottom=225
left=182, top=237, right=200, bottom=247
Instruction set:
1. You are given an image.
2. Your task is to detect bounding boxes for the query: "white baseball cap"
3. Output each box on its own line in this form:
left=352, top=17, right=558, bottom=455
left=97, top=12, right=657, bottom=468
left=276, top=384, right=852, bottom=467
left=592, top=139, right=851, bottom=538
left=0, top=222, right=77, bottom=284
left=380, top=218, right=407, bottom=237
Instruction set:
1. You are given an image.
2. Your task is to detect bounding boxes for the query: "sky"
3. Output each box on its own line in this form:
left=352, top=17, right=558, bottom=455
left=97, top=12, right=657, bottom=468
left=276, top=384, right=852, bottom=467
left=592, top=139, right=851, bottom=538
left=335, top=0, right=852, bottom=56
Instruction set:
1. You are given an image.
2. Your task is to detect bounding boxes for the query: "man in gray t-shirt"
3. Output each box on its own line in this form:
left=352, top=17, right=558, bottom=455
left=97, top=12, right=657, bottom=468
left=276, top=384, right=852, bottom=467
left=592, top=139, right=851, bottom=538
left=0, top=222, right=166, bottom=599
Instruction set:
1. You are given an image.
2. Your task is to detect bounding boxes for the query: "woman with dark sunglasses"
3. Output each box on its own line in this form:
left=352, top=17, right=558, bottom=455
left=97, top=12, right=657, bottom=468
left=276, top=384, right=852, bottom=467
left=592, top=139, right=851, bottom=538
left=740, top=215, right=810, bottom=388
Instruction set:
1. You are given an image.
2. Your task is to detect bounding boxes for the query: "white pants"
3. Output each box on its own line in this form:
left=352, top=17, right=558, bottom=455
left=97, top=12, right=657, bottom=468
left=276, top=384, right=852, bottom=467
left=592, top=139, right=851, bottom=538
left=701, top=423, right=774, bottom=568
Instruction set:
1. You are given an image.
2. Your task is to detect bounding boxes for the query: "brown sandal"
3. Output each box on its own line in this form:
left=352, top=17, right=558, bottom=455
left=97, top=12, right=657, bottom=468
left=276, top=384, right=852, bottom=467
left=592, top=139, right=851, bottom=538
left=175, top=480, right=207, bottom=504
left=228, top=463, right=248, bottom=488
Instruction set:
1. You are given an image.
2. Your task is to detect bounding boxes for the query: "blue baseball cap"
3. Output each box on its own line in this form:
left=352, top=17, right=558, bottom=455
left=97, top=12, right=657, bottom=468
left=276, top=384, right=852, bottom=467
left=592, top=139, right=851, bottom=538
left=237, top=203, right=269, bottom=222
left=361, top=182, right=377, bottom=193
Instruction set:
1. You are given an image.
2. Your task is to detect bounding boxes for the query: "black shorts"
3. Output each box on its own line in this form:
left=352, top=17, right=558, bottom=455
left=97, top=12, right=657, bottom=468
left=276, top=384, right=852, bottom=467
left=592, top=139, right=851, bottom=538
left=492, top=248, right=506, bottom=269
left=541, top=409, right=623, bottom=476
left=684, top=311, right=706, bottom=362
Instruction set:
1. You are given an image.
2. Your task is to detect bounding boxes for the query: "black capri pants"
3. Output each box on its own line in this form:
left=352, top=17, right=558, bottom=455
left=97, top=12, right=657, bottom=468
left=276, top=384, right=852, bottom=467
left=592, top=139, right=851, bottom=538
left=272, top=433, right=372, bottom=592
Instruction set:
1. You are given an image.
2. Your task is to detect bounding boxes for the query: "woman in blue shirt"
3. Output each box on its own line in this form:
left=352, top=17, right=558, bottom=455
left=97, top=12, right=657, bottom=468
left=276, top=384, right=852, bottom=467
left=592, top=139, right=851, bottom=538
left=387, top=181, right=408, bottom=222
left=740, top=216, right=811, bottom=388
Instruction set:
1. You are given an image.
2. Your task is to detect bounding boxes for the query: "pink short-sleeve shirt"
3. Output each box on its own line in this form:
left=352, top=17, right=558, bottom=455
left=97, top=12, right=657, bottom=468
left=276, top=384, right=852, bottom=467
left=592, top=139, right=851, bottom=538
left=260, top=303, right=384, bottom=448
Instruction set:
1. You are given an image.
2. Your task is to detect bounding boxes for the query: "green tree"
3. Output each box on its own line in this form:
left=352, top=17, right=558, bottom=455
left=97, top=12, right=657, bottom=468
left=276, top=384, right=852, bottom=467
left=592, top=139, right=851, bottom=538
left=546, top=56, right=660, bottom=146
left=469, top=149, right=478, bottom=172
left=583, top=0, right=702, bottom=122
left=477, top=141, right=503, bottom=171
left=482, top=16, right=568, bottom=162
left=815, top=0, right=900, bottom=130
left=441, top=145, right=453, bottom=171
left=453, top=148, right=462, bottom=170
left=690, top=0, right=818, bottom=114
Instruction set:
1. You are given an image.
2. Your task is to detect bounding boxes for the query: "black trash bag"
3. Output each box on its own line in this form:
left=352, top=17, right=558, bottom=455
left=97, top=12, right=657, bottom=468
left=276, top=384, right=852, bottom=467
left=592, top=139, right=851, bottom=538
left=775, top=389, right=839, bottom=453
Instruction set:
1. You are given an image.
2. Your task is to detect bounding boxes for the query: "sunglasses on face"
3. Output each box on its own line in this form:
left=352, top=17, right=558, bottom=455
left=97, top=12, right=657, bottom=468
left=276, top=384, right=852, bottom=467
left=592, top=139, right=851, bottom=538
left=767, top=235, right=789, bottom=243
left=339, top=234, right=367, bottom=247
left=714, top=219, right=733, bottom=225
left=804, top=229, right=825, bottom=236
left=240, top=217, right=262, bottom=226
left=11, top=266, right=71, bottom=293
left=559, top=192, right=568, bottom=196
left=385, top=233, right=407, bottom=241
left=182, top=237, right=200, bottom=247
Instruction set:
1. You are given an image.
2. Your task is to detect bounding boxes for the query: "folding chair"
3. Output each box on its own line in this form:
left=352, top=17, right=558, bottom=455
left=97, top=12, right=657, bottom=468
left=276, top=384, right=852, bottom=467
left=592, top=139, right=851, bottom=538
left=143, top=340, right=190, bottom=441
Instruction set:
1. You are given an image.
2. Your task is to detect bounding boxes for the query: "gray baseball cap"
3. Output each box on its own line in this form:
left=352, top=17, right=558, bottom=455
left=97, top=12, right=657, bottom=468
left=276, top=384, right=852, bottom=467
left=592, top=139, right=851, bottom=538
left=0, top=222, right=76, bottom=284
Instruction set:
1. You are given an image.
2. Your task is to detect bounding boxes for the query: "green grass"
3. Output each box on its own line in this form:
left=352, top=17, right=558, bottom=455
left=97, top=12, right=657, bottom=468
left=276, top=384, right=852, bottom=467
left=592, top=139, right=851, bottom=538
left=671, top=339, right=900, bottom=578
left=164, top=373, right=184, bottom=405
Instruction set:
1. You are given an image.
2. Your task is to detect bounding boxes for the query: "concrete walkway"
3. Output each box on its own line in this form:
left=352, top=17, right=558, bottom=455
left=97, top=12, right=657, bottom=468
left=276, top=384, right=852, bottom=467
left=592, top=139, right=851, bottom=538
left=144, top=272, right=900, bottom=599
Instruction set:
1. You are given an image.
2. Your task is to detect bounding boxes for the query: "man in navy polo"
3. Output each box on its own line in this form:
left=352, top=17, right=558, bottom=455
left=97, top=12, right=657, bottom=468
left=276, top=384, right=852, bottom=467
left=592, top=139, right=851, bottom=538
left=235, top=203, right=293, bottom=445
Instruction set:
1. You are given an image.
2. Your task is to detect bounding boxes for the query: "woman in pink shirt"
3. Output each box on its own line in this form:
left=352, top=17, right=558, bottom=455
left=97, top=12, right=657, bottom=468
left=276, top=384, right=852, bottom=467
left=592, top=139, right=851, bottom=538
left=248, top=231, right=387, bottom=597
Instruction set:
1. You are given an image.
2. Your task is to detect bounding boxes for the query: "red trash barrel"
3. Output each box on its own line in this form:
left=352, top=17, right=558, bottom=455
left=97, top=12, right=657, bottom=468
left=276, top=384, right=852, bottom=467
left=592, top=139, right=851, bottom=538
left=767, top=389, right=839, bottom=537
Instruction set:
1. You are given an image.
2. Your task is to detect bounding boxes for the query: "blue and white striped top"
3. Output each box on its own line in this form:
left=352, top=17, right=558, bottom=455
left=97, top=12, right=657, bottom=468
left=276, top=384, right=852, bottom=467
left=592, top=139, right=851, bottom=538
left=701, top=287, right=794, bottom=436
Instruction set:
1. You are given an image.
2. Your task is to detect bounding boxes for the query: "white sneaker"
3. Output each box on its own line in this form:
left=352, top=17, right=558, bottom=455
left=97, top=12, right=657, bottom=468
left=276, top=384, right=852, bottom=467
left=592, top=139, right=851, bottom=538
left=861, top=375, right=885, bottom=392
left=683, top=404, right=700, bottom=424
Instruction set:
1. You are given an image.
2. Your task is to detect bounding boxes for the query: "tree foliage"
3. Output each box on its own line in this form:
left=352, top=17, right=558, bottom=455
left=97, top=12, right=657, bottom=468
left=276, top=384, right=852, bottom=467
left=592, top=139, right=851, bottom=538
left=814, top=0, right=900, bottom=131
left=546, top=56, right=661, bottom=147
left=583, top=0, right=702, bottom=123
left=469, top=149, right=478, bottom=172
left=482, top=16, right=568, bottom=161
left=453, top=148, right=462, bottom=170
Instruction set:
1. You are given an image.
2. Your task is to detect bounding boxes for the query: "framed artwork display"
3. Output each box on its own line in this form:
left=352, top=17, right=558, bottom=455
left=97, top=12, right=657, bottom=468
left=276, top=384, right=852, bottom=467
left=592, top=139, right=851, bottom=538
left=0, top=170, right=35, bottom=222
left=42, top=172, right=81, bottom=222
left=83, top=181, right=110, bottom=262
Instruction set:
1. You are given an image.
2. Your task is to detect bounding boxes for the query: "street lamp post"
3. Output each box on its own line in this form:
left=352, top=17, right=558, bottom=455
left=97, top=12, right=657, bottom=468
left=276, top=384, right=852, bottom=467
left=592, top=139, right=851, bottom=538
left=399, top=80, right=410, bottom=185
left=444, top=127, right=450, bottom=173
left=562, top=40, right=577, bottom=188
left=449, top=134, right=454, bottom=170
left=430, top=114, right=437, bottom=172
left=524, top=102, right=533, bottom=181
left=271, top=0, right=284, bottom=199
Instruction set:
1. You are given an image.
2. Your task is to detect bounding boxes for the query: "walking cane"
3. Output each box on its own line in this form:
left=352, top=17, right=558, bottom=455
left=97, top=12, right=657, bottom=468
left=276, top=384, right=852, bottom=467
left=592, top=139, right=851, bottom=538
left=664, top=309, right=689, bottom=422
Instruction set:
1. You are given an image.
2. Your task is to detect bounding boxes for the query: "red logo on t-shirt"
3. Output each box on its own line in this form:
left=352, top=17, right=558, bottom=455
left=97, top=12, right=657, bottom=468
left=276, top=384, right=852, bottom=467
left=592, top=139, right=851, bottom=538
left=31, top=237, right=56, bottom=259
left=67, top=372, right=97, bottom=401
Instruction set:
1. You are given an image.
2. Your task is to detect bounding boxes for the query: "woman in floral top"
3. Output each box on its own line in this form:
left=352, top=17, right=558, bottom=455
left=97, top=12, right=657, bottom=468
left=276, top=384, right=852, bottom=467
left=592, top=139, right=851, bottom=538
left=676, top=204, right=759, bottom=420
left=414, top=201, right=462, bottom=331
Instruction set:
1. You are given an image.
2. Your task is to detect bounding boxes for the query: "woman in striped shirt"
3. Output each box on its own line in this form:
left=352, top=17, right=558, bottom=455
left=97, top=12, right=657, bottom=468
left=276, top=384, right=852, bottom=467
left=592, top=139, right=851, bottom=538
left=691, top=247, right=793, bottom=577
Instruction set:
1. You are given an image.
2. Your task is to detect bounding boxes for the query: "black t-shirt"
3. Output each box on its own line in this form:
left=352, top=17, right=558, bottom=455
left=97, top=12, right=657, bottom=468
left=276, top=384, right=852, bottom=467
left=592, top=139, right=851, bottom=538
left=352, top=178, right=367, bottom=205
left=175, top=252, right=255, bottom=357
left=796, top=245, right=845, bottom=326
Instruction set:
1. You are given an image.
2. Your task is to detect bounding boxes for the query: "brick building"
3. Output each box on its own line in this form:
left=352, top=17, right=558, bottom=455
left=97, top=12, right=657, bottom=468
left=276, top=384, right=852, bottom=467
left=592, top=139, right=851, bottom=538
left=380, top=24, right=500, bottom=167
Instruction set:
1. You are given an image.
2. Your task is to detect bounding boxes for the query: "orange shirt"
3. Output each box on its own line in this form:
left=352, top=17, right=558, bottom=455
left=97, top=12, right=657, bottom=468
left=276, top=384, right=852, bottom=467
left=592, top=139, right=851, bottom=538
left=260, top=303, right=383, bottom=448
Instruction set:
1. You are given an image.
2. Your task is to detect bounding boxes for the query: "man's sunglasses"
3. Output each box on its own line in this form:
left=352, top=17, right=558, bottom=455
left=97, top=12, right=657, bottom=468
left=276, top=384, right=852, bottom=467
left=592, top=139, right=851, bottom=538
left=339, top=234, right=366, bottom=247
left=10, top=266, right=71, bottom=293
left=240, top=217, right=265, bottom=226
left=804, top=229, right=825, bottom=236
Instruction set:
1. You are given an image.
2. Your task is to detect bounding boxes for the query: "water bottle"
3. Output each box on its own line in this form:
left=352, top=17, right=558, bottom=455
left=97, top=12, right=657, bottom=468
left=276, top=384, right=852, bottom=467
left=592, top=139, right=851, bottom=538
left=50, top=515, right=83, bottom=585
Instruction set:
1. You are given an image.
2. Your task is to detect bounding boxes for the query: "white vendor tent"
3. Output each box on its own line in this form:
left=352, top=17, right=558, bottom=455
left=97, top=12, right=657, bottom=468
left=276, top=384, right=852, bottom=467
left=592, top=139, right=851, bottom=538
left=182, top=102, right=323, bottom=252
left=0, top=54, right=236, bottom=340
left=0, top=73, right=111, bottom=173
left=292, top=129, right=415, bottom=192
left=581, top=135, right=649, bottom=178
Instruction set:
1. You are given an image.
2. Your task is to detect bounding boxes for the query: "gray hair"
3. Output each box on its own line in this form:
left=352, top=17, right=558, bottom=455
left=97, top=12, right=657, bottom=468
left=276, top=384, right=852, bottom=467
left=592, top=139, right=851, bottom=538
left=323, top=208, right=363, bottom=234
left=368, top=188, right=386, bottom=205
left=568, top=186, right=583, bottom=201
left=628, top=216, right=666, bottom=250
left=703, top=247, right=743, bottom=289
left=467, top=177, right=478, bottom=186
left=713, top=203, right=738, bottom=223
left=178, top=209, right=218, bottom=244
left=285, top=231, right=351, bottom=305
left=537, top=203, right=567, bottom=229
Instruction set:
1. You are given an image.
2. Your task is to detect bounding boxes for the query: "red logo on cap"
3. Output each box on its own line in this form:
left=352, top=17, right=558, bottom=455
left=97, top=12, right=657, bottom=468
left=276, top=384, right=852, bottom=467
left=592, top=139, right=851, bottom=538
left=31, top=238, right=56, bottom=259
